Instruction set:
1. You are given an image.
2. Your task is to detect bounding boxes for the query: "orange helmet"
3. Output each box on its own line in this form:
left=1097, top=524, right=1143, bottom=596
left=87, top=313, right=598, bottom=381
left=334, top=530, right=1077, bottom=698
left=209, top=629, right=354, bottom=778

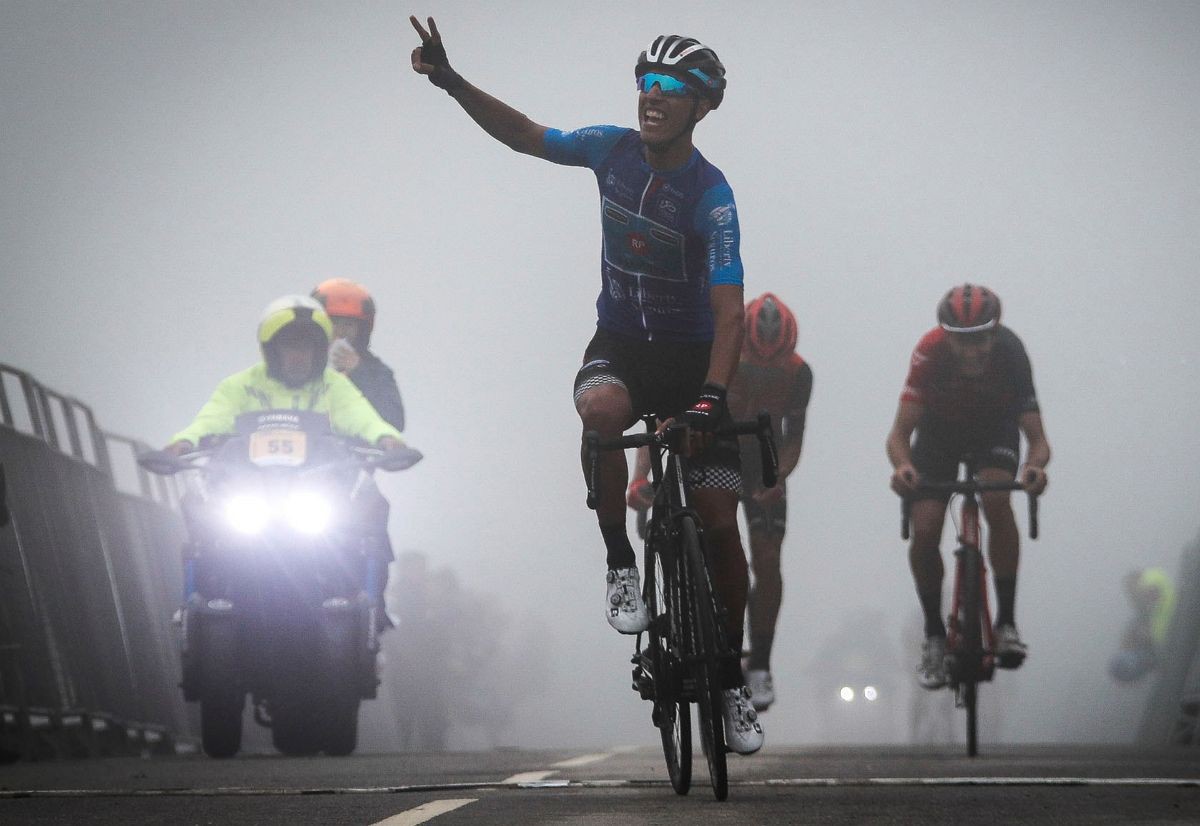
left=745, top=293, right=797, bottom=362
left=311, top=278, right=376, bottom=345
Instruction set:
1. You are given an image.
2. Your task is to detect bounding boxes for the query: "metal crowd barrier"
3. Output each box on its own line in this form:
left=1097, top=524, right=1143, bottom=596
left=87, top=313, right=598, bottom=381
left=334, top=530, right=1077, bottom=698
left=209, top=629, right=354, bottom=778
left=0, top=363, right=195, bottom=760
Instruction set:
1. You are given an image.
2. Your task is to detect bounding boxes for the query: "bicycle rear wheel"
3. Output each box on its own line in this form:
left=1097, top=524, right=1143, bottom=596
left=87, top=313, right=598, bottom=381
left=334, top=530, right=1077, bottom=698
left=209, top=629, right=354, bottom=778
left=959, top=546, right=983, bottom=757
left=648, top=537, right=691, bottom=794
left=679, top=516, right=728, bottom=801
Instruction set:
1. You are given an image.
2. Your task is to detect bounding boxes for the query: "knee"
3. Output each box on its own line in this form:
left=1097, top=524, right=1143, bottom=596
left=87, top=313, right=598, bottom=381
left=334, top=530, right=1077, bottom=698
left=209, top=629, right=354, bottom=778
left=749, top=538, right=781, bottom=579
left=981, top=494, right=1015, bottom=526
left=576, top=386, right=630, bottom=433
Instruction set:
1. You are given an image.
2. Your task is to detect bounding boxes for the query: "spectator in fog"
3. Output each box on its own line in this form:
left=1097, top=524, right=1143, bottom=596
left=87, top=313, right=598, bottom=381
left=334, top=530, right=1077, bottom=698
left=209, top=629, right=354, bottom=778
left=1110, top=567, right=1176, bottom=683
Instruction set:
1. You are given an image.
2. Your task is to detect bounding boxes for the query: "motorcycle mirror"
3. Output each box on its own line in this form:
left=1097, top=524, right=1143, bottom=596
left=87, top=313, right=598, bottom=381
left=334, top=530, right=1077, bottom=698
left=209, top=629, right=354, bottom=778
left=137, top=449, right=186, bottom=476
left=376, top=447, right=423, bottom=472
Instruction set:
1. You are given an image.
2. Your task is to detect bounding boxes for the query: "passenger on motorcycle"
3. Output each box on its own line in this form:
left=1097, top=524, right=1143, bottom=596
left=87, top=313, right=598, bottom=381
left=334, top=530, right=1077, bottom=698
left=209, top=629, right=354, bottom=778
left=311, top=278, right=407, bottom=433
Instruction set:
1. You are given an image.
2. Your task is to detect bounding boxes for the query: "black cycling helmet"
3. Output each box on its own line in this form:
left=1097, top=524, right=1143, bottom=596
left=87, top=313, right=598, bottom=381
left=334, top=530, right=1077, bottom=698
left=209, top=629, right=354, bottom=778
left=635, top=35, right=726, bottom=109
left=937, top=283, right=1002, bottom=334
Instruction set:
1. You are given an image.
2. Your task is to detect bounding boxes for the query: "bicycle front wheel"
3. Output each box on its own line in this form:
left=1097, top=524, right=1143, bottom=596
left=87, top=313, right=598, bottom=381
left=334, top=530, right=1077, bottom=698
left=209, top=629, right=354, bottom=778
left=648, top=536, right=691, bottom=794
left=960, top=545, right=983, bottom=758
left=679, top=515, right=729, bottom=801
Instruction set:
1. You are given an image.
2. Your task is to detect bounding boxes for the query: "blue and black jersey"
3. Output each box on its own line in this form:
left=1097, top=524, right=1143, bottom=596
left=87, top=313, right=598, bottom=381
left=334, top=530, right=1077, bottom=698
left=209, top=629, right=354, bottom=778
left=543, top=126, right=743, bottom=343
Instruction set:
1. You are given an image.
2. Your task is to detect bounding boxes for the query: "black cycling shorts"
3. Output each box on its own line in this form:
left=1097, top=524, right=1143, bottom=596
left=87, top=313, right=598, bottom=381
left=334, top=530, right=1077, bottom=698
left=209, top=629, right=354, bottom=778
left=573, top=326, right=742, bottom=492
left=911, top=416, right=1020, bottom=501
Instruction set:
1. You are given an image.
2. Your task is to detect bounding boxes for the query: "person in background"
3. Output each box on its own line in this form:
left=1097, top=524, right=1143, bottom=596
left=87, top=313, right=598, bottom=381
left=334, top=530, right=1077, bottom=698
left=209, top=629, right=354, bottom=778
left=1110, top=567, right=1176, bottom=683
left=628, top=292, right=812, bottom=712
left=312, top=278, right=406, bottom=433
left=886, top=284, right=1050, bottom=689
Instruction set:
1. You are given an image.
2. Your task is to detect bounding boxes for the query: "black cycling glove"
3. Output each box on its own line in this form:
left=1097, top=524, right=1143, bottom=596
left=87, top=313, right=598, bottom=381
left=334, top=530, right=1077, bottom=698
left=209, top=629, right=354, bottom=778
left=682, top=383, right=727, bottom=433
left=420, top=36, right=464, bottom=93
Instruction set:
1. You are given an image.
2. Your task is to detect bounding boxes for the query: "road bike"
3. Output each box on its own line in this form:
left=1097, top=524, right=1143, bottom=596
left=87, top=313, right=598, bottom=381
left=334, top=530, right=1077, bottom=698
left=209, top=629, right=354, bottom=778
left=902, top=461, right=1039, bottom=757
left=585, top=413, right=777, bottom=800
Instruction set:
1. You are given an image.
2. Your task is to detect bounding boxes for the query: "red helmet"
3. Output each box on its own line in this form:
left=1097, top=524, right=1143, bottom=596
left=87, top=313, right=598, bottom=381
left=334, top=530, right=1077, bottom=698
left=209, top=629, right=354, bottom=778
left=937, top=284, right=1001, bottom=333
left=745, top=293, right=797, bottom=362
left=311, top=278, right=376, bottom=344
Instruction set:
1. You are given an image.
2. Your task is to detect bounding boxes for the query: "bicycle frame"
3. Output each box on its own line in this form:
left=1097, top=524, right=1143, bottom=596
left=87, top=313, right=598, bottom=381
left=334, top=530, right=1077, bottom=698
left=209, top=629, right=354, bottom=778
left=946, top=479, right=997, bottom=683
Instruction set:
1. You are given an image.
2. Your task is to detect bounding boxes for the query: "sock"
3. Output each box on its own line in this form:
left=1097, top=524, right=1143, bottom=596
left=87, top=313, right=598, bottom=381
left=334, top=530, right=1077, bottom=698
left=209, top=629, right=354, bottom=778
left=748, top=634, right=774, bottom=671
left=919, top=588, right=946, bottom=638
left=994, top=577, right=1017, bottom=627
left=601, top=523, right=636, bottom=570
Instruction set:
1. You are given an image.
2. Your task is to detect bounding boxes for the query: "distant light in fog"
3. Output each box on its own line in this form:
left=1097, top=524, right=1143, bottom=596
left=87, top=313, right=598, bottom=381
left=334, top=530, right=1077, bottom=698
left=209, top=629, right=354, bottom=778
left=839, top=686, right=855, bottom=702
left=864, top=686, right=879, bottom=702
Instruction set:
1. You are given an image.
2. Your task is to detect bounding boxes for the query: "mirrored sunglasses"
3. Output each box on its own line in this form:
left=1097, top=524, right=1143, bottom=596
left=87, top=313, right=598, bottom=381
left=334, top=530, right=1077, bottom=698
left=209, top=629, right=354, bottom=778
left=636, top=72, right=692, bottom=96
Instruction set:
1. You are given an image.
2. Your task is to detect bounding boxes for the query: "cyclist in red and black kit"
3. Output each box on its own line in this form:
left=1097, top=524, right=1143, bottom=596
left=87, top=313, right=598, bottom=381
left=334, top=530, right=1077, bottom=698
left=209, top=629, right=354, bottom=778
left=629, top=293, right=811, bottom=712
left=886, top=284, right=1050, bottom=689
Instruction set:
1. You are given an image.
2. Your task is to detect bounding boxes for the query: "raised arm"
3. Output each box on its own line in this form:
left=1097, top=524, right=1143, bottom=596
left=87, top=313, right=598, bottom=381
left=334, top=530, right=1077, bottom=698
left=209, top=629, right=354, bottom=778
left=410, top=16, right=550, bottom=158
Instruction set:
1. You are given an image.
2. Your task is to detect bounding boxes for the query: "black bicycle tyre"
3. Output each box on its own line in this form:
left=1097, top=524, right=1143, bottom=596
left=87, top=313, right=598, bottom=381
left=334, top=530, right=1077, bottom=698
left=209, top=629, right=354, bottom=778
left=960, top=545, right=983, bottom=758
left=679, top=516, right=729, bottom=801
left=647, top=533, right=691, bottom=794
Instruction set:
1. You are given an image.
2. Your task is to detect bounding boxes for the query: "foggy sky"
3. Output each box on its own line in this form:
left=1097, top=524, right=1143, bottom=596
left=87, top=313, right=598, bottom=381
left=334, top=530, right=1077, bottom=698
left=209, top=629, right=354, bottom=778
left=2, top=0, right=1198, bottom=748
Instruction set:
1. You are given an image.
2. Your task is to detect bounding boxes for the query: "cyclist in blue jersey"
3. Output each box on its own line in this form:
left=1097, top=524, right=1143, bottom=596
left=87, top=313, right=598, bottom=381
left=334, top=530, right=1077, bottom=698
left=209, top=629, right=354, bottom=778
left=411, top=17, right=762, bottom=754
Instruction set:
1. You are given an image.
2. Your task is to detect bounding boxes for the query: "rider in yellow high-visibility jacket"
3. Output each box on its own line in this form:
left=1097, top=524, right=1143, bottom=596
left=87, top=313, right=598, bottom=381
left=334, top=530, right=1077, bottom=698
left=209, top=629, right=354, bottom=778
left=167, top=295, right=404, bottom=452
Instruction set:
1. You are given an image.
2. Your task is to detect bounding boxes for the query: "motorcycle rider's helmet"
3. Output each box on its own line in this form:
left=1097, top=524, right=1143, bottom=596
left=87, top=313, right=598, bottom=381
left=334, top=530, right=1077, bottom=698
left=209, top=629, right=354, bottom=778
left=745, top=293, right=798, bottom=363
left=635, top=35, right=726, bottom=109
left=311, top=278, right=376, bottom=347
left=258, top=295, right=333, bottom=388
left=937, top=284, right=1001, bottom=334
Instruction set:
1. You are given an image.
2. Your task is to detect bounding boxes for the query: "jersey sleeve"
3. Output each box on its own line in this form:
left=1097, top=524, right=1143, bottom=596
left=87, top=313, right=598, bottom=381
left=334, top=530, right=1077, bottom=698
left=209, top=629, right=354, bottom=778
left=1005, top=331, right=1041, bottom=415
left=542, top=125, right=628, bottom=170
left=694, top=182, right=743, bottom=287
left=171, top=374, right=241, bottom=445
left=900, top=329, right=941, bottom=405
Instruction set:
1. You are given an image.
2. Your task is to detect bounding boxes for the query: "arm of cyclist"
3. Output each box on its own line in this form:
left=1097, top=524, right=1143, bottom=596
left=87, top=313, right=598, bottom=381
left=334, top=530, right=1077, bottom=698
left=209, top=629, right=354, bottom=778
left=680, top=284, right=745, bottom=436
left=886, top=400, right=923, bottom=496
left=758, top=360, right=812, bottom=498
left=1017, top=410, right=1051, bottom=494
left=626, top=446, right=655, bottom=511
left=410, top=16, right=550, bottom=158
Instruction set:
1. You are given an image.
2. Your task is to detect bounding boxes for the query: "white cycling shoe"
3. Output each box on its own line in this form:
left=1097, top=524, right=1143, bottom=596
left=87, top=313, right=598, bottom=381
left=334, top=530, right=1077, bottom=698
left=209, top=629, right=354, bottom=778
left=722, top=686, right=764, bottom=755
left=605, top=567, right=649, bottom=634
left=745, top=669, right=775, bottom=712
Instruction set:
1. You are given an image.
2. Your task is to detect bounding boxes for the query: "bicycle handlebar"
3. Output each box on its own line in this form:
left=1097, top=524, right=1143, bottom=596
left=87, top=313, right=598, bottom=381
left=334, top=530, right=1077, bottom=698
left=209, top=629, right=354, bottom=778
left=901, top=479, right=1039, bottom=541
left=584, top=412, right=778, bottom=510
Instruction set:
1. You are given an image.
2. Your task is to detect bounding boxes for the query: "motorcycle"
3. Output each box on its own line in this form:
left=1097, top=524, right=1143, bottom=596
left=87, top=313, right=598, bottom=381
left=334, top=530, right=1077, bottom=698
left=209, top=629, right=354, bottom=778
left=139, top=410, right=420, bottom=758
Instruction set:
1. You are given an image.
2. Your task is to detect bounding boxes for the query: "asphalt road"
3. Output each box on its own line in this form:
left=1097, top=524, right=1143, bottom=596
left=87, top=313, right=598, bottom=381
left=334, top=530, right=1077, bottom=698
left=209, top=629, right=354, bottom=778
left=3, top=744, right=1199, bottom=824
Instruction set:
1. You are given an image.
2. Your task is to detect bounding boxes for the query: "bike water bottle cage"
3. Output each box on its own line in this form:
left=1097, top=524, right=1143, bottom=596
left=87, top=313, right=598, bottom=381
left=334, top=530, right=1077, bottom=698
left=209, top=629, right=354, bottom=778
left=637, top=72, right=692, bottom=96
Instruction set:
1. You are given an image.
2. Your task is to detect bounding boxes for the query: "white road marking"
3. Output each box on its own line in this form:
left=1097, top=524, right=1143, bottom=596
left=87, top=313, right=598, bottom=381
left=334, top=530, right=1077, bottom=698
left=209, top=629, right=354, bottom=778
left=369, top=798, right=477, bottom=826
left=501, top=771, right=557, bottom=784
left=551, top=752, right=615, bottom=768
left=5, top=775, right=1199, bottom=799
left=754, top=777, right=1200, bottom=787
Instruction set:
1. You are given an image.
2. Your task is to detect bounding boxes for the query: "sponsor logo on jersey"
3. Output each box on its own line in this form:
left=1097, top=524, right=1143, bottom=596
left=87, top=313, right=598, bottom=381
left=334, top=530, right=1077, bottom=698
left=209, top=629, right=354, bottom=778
left=710, top=205, right=735, bottom=226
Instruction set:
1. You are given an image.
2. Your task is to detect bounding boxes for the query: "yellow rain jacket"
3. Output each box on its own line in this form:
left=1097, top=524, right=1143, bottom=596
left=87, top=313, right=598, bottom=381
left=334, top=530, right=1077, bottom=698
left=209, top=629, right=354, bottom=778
left=172, top=363, right=404, bottom=447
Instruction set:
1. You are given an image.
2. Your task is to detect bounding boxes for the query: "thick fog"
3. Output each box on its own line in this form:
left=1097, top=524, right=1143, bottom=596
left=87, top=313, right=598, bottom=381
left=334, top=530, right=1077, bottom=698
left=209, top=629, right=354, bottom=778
left=2, top=1, right=1198, bottom=749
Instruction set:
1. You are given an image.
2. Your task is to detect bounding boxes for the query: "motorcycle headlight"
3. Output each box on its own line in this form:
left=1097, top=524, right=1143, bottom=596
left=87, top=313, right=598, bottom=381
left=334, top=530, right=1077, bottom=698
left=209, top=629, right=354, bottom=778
left=224, top=493, right=270, bottom=535
left=285, top=490, right=333, bottom=535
